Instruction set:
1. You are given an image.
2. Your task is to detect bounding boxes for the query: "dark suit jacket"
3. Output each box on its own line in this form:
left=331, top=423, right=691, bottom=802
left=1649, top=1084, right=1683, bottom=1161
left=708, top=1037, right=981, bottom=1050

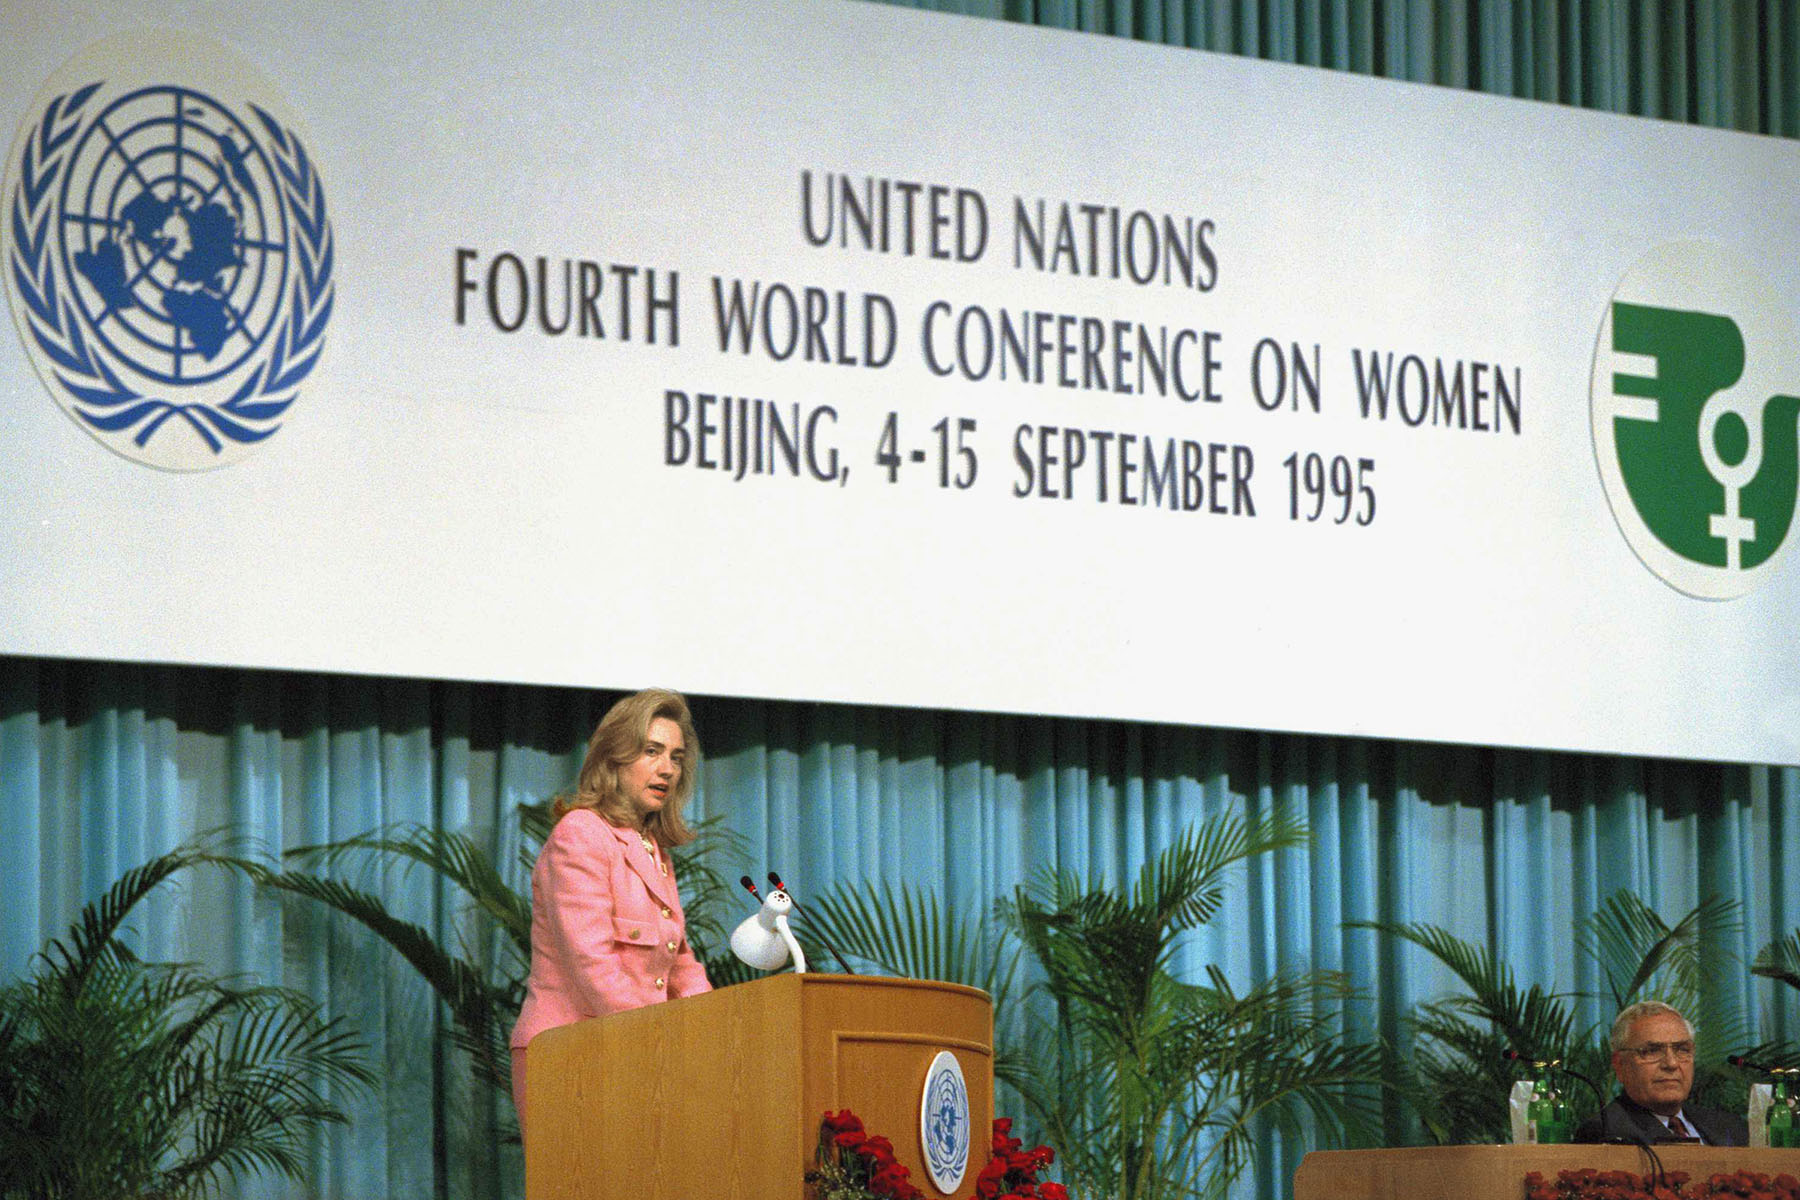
left=1573, top=1093, right=1749, bottom=1147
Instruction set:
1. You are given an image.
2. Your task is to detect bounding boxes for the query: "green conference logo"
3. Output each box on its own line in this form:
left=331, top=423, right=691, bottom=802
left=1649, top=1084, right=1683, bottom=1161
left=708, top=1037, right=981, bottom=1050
left=1591, top=242, right=1800, bottom=599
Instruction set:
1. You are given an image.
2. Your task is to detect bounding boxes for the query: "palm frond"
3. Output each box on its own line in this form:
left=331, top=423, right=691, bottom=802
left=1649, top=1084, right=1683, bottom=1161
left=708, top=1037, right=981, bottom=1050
left=801, top=879, right=1018, bottom=1000
left=1581, top=891, right=1738, bottom=1010
left=40, top=840, right=240, bottom=991
left=1135, top=811, right=1308, bottom=931
left=155, top=987, right=372, bottom=1199
left=255, top=869, right=512, bottom=1078
left=285, top=825, right=532, bottom=950
left=1351, top=920, right=1510, bottom=1006
left=517, top=800, right=555, bottom=847
left=1349, top=918, right=1578, bottom=1058
left=1752, top=930, right=1800, bottom=991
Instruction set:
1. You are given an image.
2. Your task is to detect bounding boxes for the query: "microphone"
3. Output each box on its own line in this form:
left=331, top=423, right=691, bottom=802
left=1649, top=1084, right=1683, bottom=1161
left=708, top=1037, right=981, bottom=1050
left=767, top=870, right=853, bottom=974
left=1727, top=1053, right=1784, bottom=1076
left=1502, top=1048, right=1607, bottom=1110
left=1502, top=1049, right=1559, bottom=1068
left=739, top=875, right=762, bottom=899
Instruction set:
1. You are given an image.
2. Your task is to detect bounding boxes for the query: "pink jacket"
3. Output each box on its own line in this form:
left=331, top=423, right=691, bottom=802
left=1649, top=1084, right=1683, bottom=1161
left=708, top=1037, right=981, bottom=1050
left=510, top=808, right=712, bottom=1049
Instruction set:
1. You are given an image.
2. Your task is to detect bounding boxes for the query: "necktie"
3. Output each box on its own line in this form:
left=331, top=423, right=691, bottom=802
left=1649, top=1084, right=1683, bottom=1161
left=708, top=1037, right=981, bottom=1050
left=1667, top=1113, right=1696, bottom=1141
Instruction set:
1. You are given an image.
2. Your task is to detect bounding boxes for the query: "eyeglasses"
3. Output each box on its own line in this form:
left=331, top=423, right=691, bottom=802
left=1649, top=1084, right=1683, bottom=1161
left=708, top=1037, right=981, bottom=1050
left=1626, top=1040, right=1695, bottom=1063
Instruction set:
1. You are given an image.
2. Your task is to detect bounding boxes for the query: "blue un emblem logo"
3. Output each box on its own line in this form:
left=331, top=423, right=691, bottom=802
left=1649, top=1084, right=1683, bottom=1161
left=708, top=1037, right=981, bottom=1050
left=4, top=36, right=332, bottom=470
left=919, top=1051, right=970, bottom=1194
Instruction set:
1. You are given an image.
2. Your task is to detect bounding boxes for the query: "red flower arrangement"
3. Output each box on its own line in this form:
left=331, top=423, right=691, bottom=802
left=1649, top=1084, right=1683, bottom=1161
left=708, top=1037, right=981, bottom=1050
left=1524, top=1168, right=1800, bottom=1200
left=808, top=1111, right=1065, bottom=1200
left=973, top=1117, right=1066, bottom=1200
left=811, top=1109, right=925, bottom=1200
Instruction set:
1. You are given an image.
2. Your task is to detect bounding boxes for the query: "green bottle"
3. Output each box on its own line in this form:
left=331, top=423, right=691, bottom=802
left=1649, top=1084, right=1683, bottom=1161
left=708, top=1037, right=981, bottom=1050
left=1528, top=1077, right=1561, bottom=1145
left=1771, top=1073, right=1794, bottom=1150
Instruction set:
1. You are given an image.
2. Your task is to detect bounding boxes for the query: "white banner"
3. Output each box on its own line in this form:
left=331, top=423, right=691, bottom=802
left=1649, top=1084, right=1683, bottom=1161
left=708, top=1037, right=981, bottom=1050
left=3, top=1, right=1798, bottom=764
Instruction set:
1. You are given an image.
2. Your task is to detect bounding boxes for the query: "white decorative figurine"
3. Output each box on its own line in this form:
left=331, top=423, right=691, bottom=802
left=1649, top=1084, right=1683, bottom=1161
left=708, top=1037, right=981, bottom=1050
left=730, top=883, right=808, bottom=974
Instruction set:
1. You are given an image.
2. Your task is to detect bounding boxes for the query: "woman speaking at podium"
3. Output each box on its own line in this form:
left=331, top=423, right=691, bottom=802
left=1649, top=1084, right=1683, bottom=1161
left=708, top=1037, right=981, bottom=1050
left=509, top=688, right=713, bottom=1128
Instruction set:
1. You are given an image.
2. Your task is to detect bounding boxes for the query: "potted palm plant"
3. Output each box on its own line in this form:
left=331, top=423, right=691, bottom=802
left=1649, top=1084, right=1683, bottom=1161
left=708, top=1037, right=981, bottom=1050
left=0, top=842, right=372, bottom=1200
left=802, top=812, right=1384, bottom=1200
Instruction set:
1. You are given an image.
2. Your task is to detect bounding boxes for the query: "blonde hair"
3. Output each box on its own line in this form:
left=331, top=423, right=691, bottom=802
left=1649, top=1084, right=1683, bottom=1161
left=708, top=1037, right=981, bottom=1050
left=552, top=688, right=700, bottom=847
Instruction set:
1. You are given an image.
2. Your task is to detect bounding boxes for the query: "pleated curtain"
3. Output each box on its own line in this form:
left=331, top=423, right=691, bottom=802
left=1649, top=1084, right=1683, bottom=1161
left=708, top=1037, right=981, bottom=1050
left=4, top=3, right=1798, bottom=1199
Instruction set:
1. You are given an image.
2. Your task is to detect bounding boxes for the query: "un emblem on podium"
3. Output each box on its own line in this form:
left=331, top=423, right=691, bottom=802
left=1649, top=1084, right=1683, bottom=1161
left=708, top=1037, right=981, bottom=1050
left=919, top=1050, right=970, bottom=1194
left=3, top=34, right=333, bottom=470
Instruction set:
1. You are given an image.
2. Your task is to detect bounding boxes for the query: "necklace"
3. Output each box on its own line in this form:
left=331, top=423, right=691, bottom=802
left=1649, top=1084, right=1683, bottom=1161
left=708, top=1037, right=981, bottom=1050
left=638, top=831, right=666, bottom=876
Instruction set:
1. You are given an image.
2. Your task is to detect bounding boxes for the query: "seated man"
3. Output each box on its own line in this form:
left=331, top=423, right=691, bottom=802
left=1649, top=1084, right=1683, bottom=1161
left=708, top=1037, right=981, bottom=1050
left=1574, top=1000, right=1748, bottom=1146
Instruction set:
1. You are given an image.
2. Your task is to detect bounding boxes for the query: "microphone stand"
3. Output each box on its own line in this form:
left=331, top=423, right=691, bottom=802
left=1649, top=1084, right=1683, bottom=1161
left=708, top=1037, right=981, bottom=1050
left=1610, top=1137, right=1667, bottom=1192
left=1559, top=1064, right=1609, bottom=1114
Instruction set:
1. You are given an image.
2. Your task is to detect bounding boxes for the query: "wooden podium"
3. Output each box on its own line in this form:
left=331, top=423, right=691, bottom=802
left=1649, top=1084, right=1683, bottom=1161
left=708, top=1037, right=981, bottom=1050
left=1294, top=1145, right=1800, bottom=1200
left=524, top=974, right=994, bottom=1200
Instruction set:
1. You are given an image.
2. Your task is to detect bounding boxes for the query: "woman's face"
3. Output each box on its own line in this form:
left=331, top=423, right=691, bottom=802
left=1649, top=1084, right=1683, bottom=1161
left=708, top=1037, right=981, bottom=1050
left=619, top=716, right=685, bottom=823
